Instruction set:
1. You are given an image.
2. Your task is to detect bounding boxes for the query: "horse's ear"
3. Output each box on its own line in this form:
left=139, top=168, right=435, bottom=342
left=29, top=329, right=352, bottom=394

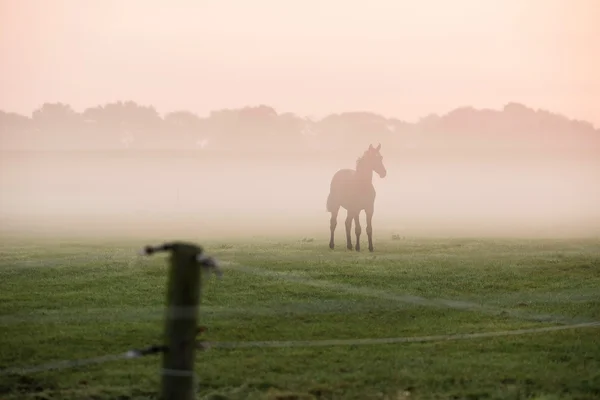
left=376, top=143, right=381, bottom=151
left=368, top=144, right=374, bottom=150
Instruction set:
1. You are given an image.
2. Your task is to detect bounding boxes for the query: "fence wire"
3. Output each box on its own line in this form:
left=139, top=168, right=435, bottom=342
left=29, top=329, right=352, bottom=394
left=2, top=321, right=598, bottom=376
left=2, top=250, right=599, bottom=378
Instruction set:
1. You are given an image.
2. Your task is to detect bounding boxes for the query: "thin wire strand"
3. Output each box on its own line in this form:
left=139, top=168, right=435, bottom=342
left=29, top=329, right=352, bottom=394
left=2, top=252, right=598, bottom=378
left=2, top=322, right=598, bottom=376
left=222, top=262, right=597, bottom=325
left=205, top=321, right=600, bottom=349
left=0, top=353, right=134, bottom=376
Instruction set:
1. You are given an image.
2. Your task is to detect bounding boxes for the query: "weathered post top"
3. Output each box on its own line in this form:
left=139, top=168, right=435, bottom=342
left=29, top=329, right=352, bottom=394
left=139, top=241, right=221, bottom=400
left=140, top=241, right=223, bottom=277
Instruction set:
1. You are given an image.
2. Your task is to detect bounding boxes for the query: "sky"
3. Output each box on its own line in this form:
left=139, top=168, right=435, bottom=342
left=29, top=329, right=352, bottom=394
left=1, top=0, right=598, bottom=126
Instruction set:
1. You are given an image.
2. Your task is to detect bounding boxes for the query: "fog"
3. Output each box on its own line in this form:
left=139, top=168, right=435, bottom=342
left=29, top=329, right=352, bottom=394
left=2, top=0, right=599, bottom=242
left=1, top=150, right=598, bottom=240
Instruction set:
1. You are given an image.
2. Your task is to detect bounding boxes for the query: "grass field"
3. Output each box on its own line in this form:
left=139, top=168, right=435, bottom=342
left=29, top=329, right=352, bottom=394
left=0, top=234, right=599, bottom=400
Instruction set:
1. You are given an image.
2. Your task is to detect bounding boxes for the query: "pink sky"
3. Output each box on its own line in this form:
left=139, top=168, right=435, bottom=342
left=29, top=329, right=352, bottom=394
left=1, top=0, right=598, bottom=126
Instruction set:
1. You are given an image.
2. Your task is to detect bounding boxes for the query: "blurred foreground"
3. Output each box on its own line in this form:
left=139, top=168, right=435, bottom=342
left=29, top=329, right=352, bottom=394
left=1, top=237, right=599, bottom=399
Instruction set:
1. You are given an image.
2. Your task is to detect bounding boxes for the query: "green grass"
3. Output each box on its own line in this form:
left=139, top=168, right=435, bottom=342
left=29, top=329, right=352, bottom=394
left=0, top=235, right=599, bottom=400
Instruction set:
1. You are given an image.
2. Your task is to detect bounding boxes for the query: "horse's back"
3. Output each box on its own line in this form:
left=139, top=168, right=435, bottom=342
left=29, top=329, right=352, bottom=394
left=330, top=168, right=355, bottom=187
left=327, top=168, right=375, bottom=212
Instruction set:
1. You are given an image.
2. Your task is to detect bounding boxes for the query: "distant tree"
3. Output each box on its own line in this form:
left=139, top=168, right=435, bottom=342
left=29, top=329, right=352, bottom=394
left=83, top=101, right=162, bottom=133
left=0, top=111, right=31, bottom=134
left=164, top=110, right=202, bottom=130
left=2, top=99, right=598, bottom=153
left=163, top=110, right=210, bottom=149
left=501, top=102, right=540, bottom=136
left=237, top=104, right=279, bottom=137
left=82, top=101, right=163, bottom=148
left=316, top=111, right=394, bottom=150
left=0, top=111, right=33, bottom=149
left=205, top=105, right=282, bottom=151
left=31, top=102, right=83, bottom=134
left=416, top=113, right=441, bottom=131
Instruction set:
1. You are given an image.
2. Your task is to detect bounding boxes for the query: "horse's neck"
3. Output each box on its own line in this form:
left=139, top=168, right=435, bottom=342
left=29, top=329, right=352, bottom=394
left=354, top=164, right=373, bottom=185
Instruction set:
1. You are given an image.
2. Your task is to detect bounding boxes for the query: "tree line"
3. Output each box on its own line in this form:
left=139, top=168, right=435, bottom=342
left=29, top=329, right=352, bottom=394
left=0, top=101, right=598, bottom=153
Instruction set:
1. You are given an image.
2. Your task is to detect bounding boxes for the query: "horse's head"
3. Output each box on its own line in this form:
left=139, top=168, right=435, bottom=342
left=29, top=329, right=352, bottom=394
left=362, top=143, right=387, bottom=178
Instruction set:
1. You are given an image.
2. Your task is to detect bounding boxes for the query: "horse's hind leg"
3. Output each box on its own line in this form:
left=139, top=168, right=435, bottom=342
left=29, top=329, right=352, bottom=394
left=354, top=213, right=362, bottom=252
left=366, top=207, right=374, bottom=252
left=345, top=210, right=354, bottom=250
left=329, top=206, right=339, bottom=249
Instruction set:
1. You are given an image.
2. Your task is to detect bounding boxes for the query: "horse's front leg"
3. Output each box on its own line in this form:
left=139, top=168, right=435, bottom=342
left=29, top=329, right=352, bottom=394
left=345, top=211, right=353, bottom=250
left=366, top=207, right=374, bottom=252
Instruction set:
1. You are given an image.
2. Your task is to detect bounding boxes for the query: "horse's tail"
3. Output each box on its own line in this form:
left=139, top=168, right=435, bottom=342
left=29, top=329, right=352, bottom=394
left=326, top=171, right=340, bottom=212
left=326, top=192, right=334, bottom=212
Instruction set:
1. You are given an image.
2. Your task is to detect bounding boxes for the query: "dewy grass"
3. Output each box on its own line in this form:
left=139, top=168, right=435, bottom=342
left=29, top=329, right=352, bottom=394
left=0, top=236, right=599, bottom=399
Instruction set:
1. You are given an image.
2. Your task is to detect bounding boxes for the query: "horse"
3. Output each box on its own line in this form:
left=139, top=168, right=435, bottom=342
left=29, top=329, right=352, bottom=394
left=326, top=143, right=387, bottom=252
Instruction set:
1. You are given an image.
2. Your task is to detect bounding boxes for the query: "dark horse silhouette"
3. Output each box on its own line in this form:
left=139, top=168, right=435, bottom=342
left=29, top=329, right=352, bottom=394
left=326, top=143, right=387, bottom=252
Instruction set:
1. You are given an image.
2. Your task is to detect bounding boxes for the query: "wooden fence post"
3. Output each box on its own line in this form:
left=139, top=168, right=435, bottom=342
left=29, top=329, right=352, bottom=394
left=140, top=241, right=221, bottom=400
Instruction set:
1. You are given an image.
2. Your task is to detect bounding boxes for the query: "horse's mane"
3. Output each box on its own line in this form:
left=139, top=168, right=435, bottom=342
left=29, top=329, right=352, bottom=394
left=355, top=152, right=369, bottom=169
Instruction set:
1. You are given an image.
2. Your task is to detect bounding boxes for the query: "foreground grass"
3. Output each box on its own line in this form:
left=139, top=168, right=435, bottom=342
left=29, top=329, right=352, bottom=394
left=0, top=235, right=599, bottom=399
